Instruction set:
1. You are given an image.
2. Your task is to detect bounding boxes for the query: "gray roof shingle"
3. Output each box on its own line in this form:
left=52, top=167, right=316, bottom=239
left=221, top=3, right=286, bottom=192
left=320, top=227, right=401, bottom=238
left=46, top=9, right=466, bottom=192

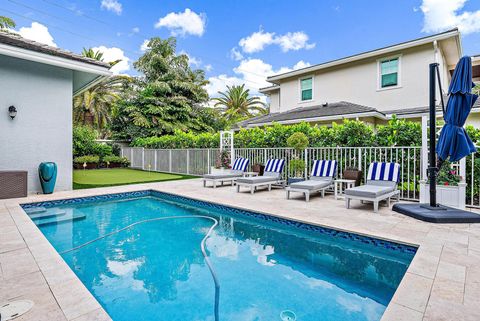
left=235, top=101, right=381, bottom=128
left=0, top=31, right=110, bottom=68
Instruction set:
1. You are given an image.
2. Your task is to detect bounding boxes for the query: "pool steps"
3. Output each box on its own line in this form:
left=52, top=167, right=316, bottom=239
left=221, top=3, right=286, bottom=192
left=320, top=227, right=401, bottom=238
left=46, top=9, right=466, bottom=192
left=34, top=212, right=86, bottom=227
left=29, top=211, right=67, bottom=220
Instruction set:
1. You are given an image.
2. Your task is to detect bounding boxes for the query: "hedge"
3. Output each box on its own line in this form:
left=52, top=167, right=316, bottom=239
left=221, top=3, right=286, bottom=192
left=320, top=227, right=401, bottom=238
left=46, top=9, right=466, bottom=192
left=132, top=118, right=426, bottom=149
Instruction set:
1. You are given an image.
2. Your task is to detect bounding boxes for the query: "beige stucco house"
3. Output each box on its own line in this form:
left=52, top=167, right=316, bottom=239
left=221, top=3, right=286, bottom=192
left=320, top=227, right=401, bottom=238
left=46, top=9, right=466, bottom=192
left=238, top=29, right=480, bottom=129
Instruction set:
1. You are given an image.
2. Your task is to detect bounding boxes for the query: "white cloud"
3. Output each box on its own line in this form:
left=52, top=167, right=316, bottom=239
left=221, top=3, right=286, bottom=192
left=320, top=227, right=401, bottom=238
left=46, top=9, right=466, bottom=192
left=420, top=0, right=480, bottom=34
left=206, top=59, right=310, bottom=98
left=274, top=32, right=316, bottom=52
left=132, top=27, right=140, bottom=33
left=155, top=8, right=206, bottom=37
left=92, top=46, right=130, bottom=74
left=230, top=47, right=244, bottom=61
left=238, top=28, right=315, bottom=53
left=239, top=28, right=275, bottom=53
left=140, top=39, right=149, bottom=52
left=292, top=60, right=311, bottom=70
left=101, top=0, right=122, bottom=15
left=204, top=64, right=213, bottom=72
left=18, top=22, right=56, bottom=47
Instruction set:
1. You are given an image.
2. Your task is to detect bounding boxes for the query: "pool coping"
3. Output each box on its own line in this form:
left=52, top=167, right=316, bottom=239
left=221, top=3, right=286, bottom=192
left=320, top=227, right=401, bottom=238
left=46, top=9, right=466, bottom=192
left=1, top=180, right=479, bottom=321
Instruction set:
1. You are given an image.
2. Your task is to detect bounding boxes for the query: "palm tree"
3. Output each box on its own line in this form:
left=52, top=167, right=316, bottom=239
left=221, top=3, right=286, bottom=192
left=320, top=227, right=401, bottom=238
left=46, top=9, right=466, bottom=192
left=0, top=16, right=16, bottom=30
left=73, top=48, right=130, bottom=135
left=213, top=84, right=267, bottom=122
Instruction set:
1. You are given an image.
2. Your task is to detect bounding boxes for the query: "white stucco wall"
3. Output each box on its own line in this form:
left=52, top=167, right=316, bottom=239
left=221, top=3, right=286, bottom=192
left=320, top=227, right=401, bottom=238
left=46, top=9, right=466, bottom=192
left=275, top=44, right=437, bottom=113
left=0, top=55, right=73, bottom=193
left=268, top=91, right=280, bottom=113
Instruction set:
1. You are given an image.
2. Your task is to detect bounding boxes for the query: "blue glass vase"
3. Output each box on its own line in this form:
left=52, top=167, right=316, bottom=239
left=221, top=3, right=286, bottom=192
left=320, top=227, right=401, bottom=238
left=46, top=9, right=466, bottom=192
left=38, top=162, right=57, bottom=194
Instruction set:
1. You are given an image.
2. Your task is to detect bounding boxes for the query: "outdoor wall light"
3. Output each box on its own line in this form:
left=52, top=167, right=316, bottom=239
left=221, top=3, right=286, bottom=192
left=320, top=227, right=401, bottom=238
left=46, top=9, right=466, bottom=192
left=8, top=106, right=17, bottom=120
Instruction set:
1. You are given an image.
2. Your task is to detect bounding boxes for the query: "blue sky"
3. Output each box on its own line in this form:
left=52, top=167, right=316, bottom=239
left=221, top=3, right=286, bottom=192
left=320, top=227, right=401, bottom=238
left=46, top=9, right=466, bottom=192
left=2, top=0, right=480, bottom=96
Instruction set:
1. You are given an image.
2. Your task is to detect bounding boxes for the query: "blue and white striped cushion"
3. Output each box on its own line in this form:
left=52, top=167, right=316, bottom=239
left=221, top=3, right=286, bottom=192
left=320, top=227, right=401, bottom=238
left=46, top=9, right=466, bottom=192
left=232, top=158, right=249, bottom=171
left=311, top=160, right=337, bottom=177
left=367, top=162, right=400, bottom=182
left=265, top=159, right=285, bottom=173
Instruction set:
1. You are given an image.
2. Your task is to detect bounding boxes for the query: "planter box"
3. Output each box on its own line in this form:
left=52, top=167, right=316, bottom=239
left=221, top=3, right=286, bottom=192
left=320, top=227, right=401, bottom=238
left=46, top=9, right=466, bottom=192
left=419, top=180, right=466, bottom=209
left=288, top=177, right=305, bottom=185
left=106, top=162, right=122, bottom=168
left=210, top=167, right=230, bottom=174
left=74, top=163, right=98, bottom=170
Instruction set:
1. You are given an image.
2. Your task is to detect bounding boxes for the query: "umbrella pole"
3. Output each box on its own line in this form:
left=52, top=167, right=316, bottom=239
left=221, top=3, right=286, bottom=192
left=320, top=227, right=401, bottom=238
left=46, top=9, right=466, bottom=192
left=428, top=63, right=438, bottom=207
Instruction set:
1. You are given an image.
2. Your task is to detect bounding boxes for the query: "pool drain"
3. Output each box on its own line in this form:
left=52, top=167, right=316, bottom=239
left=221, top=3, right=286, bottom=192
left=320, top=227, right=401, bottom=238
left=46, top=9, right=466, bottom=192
left=0, top=300, right=34, bottom=321
left=280, top=310, right=296, bottom=321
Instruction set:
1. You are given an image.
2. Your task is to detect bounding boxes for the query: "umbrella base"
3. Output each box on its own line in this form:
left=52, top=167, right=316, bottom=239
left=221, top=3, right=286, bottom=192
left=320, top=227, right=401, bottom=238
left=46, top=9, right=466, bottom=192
left=393, top=203, right=480, bottom=223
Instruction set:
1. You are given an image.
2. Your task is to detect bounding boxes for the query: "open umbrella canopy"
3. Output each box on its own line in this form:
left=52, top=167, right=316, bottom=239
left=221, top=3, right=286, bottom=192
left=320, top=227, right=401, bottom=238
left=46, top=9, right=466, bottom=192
left=436, top=56, right=478, bottom=162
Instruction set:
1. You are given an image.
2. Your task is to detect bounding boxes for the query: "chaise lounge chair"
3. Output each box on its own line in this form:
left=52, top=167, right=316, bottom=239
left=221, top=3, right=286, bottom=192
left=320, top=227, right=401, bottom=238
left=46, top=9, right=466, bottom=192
left=236, top=159, right=285, bottom=194
left=202, top=157, right=250, bottom=188
left=286, top=160, right=337, bottom=202
left=345, top=162, right=400, bottom=212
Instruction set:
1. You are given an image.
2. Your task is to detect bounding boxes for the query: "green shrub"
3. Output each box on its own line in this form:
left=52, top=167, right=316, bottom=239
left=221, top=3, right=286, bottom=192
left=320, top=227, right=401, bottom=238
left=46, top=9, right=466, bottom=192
left=73, top=126, right=98, bottom=157
left=287, top=132, right=309, bottom=152
left=375, top=115, right=421, bottom=146
left=103, top=155, right=130, bottom=165
left=74, top=155, right=100, bottom=164
left=73, top=125, right=114, bottom=158
left=131, top=119, right=425, bottom=149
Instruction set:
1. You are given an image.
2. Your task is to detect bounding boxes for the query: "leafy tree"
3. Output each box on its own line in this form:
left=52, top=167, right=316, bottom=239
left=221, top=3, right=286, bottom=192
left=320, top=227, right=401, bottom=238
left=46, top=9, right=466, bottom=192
left=213, top=84, right=267, bottom=122
left=74, top=48, right=130, bottom=136
left=0, top=16, right=15, bottom=30
left=111, top=37, right=213, bottom=139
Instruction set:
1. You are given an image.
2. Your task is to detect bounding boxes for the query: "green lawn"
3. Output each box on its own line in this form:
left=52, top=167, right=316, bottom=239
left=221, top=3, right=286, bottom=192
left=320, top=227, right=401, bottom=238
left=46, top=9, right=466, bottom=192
left=73, top=168, right=195, bottom=189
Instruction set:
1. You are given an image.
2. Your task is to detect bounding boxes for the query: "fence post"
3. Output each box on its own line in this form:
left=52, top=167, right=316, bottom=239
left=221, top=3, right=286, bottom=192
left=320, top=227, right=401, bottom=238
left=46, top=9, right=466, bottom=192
left=169, top=149, right=172, bottom=173
left=421, top=115, right=429, bottom=180
left=207, top=149, right=210, bottom=174
left=186, top=150, right=190, bottom=175
left=264, top=149, right=267, bottom=164
left=154, top=150, right=157, bottom=172
left=142, top=148, right=145, bottom=170
left=130, top=148, right=133, bottom=167
left=459, top=158, right=466, bottom=183
left=358, top=148, right=362, bottom=172
left=304, top=148, right=308, bottom=179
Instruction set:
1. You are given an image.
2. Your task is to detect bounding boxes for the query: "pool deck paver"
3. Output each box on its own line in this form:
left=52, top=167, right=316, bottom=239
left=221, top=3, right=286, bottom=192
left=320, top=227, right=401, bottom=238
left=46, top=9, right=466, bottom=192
left=1, top=178, right=479, bottom=321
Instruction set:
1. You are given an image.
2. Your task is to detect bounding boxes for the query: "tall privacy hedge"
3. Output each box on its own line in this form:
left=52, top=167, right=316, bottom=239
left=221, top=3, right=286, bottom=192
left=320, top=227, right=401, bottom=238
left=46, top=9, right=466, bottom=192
left=132, top=117, right=430, bottom=149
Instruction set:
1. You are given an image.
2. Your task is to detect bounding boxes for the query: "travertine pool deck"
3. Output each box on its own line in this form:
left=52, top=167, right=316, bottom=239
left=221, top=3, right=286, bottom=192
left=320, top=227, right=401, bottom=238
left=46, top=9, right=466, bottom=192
left=1, top=178, right=480, bottom=321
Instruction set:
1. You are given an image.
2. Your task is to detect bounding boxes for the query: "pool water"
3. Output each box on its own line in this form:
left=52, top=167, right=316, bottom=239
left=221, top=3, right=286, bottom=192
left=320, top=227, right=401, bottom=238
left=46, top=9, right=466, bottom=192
left=25, top=192, right=415, bottom=321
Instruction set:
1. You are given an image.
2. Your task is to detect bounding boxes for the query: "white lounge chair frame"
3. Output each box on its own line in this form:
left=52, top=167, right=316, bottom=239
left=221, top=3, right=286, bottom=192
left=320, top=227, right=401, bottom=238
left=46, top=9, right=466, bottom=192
left=202, top=158, right=249, bottom=188
left=236, top=178, right=286, bottom=194
left=345, top=162, right=400, bottom=213
left=286, top=160, right=337, bottom=202
left=236, top=159, right=285, bottom=194
left=345, top=189, right=400, bottom=212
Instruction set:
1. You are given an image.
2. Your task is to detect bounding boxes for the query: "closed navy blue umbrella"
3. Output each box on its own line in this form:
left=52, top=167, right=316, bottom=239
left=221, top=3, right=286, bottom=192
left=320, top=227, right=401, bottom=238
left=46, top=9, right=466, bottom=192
left=436, top=56, right=478, bottom=162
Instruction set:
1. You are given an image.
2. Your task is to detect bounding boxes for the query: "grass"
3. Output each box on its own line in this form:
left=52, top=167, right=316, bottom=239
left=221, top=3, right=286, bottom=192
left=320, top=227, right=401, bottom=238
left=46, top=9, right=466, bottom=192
left=73, top=168, right=195, bottom=189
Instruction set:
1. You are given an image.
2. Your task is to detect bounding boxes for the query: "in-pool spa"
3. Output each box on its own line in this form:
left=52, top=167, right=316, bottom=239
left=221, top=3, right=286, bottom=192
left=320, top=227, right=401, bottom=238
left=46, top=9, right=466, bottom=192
left=22, top=190, right=416, bottom=321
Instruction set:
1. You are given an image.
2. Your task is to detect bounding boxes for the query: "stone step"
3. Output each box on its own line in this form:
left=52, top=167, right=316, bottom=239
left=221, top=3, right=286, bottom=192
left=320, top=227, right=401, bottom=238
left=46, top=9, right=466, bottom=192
left=30, top=211, right=67, bottom=220
left=36, top=213, right=86, bottom=227
left=23, top=207, right=47, bottom=214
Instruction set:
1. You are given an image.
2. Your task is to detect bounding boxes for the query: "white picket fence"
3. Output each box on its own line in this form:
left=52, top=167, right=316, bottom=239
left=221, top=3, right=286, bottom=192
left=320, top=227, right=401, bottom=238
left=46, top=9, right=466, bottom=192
left=121, top=146, right=425, bottom=202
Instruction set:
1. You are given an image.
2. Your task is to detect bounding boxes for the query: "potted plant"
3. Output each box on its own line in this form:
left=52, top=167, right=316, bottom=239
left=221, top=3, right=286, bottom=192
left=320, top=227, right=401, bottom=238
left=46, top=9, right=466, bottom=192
left=73, top=155, right=100, bottom=169
left=252, top=163, right=265, bottom=176
left=286, top=132, right=309, bottom=185
left=419, top=161, right=466, bottom=209
left=103, top=155, right=130, bottom=168
left=211, top=150, right=231, bottom=174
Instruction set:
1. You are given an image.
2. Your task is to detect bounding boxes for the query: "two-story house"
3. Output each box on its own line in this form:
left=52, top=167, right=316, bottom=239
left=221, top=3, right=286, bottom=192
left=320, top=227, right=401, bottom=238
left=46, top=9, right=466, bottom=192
left=237, top=29, right=480, bottom=129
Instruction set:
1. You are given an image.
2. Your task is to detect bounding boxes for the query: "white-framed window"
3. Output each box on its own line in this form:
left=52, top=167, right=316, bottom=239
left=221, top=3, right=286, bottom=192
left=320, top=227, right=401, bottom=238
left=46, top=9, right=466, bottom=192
left=378, top=56, right=401, bottom=90
left=299, top=76, right=313, bottom=101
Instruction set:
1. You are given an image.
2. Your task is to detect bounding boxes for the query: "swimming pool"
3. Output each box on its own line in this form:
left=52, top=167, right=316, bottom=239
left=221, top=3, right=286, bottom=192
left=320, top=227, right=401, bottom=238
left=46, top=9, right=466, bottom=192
left=22, top=190, right=416, bottom=321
